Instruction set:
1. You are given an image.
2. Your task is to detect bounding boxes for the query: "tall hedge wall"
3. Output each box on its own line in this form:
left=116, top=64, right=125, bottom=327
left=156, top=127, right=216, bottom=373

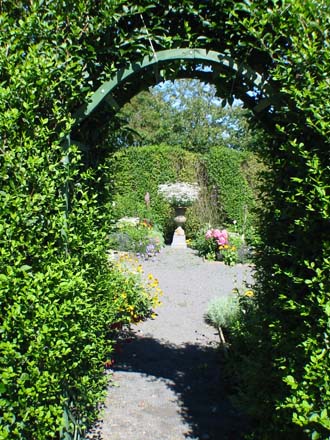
left=108, top=144, right=259, bottom=240
left=1, top=136, right=115, bottom=438
left=108, top=145, right=200, bottom=238
left=204, top=146, right=257, bottom=237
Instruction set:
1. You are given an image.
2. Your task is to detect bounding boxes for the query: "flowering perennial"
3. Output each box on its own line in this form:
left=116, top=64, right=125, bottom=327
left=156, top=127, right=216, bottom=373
left=158, top=182, right=199, bottom=207
left=205, top=228, right=229, bottom=246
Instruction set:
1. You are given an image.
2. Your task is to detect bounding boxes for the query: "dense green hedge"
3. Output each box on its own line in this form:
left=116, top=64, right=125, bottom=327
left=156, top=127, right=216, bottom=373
left=108, top=144, right=200, bottom=239
left=0, top=141, right=157, bottom=438
left=0, top=4, right=121, bottom=437
left=227, top=3, right=330, bottom=439
left=204, top=146, right=258, bottom=238
left=108, top=144, right=259, bottom=240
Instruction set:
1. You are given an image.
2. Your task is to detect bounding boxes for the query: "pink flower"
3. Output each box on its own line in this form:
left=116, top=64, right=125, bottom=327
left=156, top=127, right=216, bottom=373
left=205, top=229, right=213, bottom=239
left=221, top=229, right=228, bottom=240
left=216, top=236, right=227, bottom=245
left=215, top=229, right=229, bottom=245
left=212, top=229, right=221, bottom=239
left=205, top=228, right=229, bottom=245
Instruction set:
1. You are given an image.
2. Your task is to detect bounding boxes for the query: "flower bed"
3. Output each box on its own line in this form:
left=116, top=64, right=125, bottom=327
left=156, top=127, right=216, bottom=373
left=191, top=226, right=250, bottom=265
left=108, top=217, right=165, bottom=259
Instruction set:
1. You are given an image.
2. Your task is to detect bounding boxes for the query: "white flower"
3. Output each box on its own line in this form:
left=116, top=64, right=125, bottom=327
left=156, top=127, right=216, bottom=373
left=116, top=217, right=140, bottom=227
left=158, top=182, right=199, bottom=206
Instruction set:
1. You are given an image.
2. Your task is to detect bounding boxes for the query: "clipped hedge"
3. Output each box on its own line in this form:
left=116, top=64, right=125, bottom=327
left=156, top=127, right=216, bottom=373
left=204, top=146, right=258, bottom=238
left=0, top=141, right=158, bottom=439
left=223, top=3, right=330, bottom=439
left=108, top=144, right=201, bottom=240
left=108, top=144, right=261, bottom=241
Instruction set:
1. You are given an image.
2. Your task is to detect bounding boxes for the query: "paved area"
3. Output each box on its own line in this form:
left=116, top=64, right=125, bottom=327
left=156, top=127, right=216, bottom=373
left=87, top=247, right=254, bottom=440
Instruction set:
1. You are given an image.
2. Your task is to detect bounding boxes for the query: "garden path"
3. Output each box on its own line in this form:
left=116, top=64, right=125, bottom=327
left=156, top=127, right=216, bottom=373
left=87, top=246, right=254, bottom=440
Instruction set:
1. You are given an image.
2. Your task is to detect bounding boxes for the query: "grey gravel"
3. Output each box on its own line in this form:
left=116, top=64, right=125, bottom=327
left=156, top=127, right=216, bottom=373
left=87, top=246, right=254, bottom=440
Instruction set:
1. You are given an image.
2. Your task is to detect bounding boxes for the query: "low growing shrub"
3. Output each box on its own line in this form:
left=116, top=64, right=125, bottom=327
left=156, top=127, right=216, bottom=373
left=204, top=295, right=239, bottom=346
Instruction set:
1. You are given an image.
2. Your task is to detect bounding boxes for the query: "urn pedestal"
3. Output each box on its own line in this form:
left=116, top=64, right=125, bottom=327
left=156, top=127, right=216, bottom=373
left=171, top=206, right=187, bottom=249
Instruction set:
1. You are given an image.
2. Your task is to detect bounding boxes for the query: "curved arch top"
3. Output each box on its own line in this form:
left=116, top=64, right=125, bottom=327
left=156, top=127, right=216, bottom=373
left=73, top=48, right=270, bottom=127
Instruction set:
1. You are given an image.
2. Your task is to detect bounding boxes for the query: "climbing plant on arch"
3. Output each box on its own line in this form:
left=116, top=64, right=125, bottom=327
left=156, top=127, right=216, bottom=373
left=0, top=1, right=329, bottom=439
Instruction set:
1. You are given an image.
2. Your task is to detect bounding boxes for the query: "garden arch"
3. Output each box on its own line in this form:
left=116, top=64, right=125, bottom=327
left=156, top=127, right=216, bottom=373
left=70, top=47, right=277, bottom=150
left=66, top=17, right=328, bottom=435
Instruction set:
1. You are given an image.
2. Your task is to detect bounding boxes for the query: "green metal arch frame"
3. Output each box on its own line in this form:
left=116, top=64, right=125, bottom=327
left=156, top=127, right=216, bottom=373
left=73, top=48, right=271, bottom=127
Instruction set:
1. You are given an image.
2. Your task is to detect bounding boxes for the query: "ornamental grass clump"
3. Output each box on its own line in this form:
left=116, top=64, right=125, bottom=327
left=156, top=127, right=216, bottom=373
left=158, top=182, right=200, bottom=207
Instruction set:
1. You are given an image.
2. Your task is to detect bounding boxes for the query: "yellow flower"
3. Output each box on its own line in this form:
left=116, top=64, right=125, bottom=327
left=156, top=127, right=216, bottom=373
left=244, top=290, right=254, bottom=297
left=148, top=273, right=154, bottom=280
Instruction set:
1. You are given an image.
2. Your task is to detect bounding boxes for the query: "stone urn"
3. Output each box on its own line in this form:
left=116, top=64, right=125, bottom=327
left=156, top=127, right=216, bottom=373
left=173, top=206, right=187, bottom=228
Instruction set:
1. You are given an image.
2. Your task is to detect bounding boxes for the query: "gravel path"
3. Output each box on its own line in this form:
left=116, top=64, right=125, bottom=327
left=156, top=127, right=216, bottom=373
left=88, top=246, right=254, bottom=440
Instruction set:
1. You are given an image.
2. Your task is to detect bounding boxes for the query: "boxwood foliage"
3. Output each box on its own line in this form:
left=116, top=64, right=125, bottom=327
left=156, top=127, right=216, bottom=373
left=0, top=1, right=329, bottom=439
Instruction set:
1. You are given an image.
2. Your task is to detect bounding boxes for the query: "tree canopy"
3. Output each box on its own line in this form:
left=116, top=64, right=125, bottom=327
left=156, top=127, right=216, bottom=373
left=111, top=79, right=264, bottom=153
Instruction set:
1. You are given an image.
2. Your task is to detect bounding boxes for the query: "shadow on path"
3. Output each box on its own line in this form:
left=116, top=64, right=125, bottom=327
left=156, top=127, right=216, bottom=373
left=109, top=331, right=247, bottom=440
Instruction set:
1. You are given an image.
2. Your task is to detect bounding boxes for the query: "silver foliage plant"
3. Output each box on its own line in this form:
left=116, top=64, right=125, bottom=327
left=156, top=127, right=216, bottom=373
left=204, top=295, right=239, bottom=347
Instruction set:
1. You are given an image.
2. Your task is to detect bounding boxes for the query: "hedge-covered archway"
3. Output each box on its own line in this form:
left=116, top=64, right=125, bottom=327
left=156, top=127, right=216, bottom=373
left=1, top=2, right=329, bottom=439
left=71, top=47, right=271, bottom=147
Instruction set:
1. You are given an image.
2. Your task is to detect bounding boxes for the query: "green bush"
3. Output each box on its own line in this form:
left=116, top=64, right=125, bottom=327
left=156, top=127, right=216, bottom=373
left=0, top=143, right=159, bottom=439
left=204, top=147, right=257, bottom=239
left=0, top=254, right=158, bottom=439
left=205, top=295, right=240, bottom=331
